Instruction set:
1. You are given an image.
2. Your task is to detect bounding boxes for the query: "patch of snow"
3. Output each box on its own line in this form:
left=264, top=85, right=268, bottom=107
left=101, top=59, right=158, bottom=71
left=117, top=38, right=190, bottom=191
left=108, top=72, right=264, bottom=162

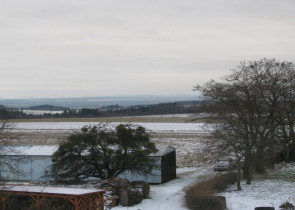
left=127, top=114, right=193, bottom=118
left=111, top=167, right=212, bottom=210
left=220, top=180, right=295, bottom=210
left=4, top=145, right=59, bottom=156
left=1, top=185, right=104, bottom=195
left=22, top=110, right=63, bottom=115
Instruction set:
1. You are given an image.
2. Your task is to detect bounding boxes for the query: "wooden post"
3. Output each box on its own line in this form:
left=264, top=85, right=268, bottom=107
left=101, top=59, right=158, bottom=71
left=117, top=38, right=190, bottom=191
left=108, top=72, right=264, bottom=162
left=31, top=195, right=46, bottom=210
left=1, top=197, right=6, bottom=210
left=0, top=192, right=12, bottom=210
left=89, top=195, right=93, bottom=210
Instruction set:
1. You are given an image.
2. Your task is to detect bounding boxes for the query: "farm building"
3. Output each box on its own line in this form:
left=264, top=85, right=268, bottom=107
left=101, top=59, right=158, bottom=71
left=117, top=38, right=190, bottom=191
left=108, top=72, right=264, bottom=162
left=0, top=146, right=58, bottom=181
left=119, top=145, right=176, bottom=184
left=0, top=145, right=176, bottom=184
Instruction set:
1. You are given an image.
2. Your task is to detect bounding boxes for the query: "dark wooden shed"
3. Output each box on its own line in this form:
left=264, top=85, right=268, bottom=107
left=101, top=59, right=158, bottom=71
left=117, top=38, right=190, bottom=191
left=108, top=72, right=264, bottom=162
left=154, top=146, right=177, bottom=183
left=119, top=146, right=176, bottom=184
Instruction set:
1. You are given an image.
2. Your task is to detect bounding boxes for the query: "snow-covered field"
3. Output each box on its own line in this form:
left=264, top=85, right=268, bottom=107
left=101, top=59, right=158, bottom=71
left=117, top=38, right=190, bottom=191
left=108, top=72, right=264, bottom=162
left=7, top=119, right=295, bottom=209
left=12, top=121, right=209, bottom=167
left=22, top=110, right=64, bottom=115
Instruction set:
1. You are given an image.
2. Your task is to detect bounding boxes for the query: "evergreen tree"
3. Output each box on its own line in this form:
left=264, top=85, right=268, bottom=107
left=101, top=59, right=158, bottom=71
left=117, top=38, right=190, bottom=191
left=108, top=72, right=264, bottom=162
left=50, top=123, right=157, bottom=182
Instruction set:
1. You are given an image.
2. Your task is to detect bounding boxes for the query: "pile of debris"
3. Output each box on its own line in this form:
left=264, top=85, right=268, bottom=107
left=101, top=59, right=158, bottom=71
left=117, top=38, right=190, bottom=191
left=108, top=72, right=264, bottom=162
left=100, top=177, right=150, bottom=208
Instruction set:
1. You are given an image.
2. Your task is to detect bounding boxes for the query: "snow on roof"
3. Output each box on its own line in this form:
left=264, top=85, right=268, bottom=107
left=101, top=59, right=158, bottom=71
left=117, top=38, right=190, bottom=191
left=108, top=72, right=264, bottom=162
left=3, top=145, right=175, bottom=157
left=0, top=185, right=105, bottom=195
left=3, top=145, right=58, bottom=156
left=150, top=146, right=175, bottom=156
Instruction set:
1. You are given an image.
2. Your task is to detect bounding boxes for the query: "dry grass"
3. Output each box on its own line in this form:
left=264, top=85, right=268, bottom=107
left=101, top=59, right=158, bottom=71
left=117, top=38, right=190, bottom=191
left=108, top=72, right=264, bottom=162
left=5, top=116, right=210, bottom=167
left=5, top=131, right=69, bottom=145
left=11, top=116, right=199, bottom=123
left=184, top=172, right=237, bottom=210
left=4, top=130, right=210, bottom=167
left=153, top=132, right=214, bottom=167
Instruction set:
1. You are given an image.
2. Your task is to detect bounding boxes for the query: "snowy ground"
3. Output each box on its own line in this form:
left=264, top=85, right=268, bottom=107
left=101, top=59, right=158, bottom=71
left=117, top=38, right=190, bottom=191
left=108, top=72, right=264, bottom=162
left=112, top=164, right=295, bottom=210
left=221, top=179, right=295, bottom=210
left=112, top=167, right=212, bottom=210
left=220, top=163, right=295, bottom=210
left=5, top=119, right=295, bottom=209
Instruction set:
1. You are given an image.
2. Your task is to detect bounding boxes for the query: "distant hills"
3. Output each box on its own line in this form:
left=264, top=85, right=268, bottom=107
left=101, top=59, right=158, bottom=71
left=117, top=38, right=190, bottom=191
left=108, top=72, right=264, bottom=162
left=0, top=95, right=200, bottom=119
left=0, top=95, right=198, bottom=109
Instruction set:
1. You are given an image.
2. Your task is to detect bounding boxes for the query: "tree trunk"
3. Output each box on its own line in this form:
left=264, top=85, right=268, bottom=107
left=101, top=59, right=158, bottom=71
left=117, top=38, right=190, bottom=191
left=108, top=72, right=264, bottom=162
left=237, top=161, right=242, bottom=191
left=246, top=167, right=254, bottom=185
left=243, top=141, right=251, bottom=181
left=267, top=112, right=276, bottom=168
left=243, top=149, right=254, bottom=184
left=255, top=146, right=265, bottom=174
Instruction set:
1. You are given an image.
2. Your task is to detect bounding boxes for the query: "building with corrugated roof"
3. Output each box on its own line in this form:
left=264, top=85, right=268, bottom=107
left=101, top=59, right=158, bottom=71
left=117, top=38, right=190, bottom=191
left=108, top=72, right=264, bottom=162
left=0, top=145, right=176, bottom=184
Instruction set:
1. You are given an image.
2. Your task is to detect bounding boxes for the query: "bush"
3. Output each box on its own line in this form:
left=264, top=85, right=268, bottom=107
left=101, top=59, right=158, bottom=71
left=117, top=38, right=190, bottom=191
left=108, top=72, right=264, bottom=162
left=212, top=172, right=238, bottom=193
left=184, top=172, right=237, bottom=210
left=186, top=195, right=225, bottom=210
left=279, top=201, right=295, bottom=209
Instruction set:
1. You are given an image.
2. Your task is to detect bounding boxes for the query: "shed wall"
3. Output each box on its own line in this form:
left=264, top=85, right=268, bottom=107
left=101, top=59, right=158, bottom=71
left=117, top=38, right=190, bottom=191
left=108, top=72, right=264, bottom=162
left=161, top=151, right=176, bottom=183
left=119, top=158, right=162, bottom=184
left=1, top=156, right=51, bottom=181
left=1, top=147, right=176, bottom=183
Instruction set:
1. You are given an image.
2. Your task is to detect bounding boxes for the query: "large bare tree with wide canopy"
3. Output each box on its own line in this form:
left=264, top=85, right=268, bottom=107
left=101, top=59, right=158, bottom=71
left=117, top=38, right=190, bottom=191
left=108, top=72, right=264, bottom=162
left=195, top=58, right=295, bottom=185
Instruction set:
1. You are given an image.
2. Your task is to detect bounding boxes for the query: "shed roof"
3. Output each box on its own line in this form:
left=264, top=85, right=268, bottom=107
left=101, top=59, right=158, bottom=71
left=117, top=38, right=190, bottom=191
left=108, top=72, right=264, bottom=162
left=150, top=145, right=175, bottom=156
left=2, top=145, right=58, bottom=156
left=3, top=145, right=175, bottom=157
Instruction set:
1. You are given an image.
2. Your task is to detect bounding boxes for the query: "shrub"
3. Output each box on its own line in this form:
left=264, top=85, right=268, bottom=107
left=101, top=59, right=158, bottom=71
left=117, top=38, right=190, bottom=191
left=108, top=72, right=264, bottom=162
left=279, top=201, right=295, bottom=209
left=185, top=179, right=214, bottom=197
left=185, top=195, right=226, bottom=210
left=212, top=172, right=238, bottom=193
left=184, top=172, right=237, bottom=210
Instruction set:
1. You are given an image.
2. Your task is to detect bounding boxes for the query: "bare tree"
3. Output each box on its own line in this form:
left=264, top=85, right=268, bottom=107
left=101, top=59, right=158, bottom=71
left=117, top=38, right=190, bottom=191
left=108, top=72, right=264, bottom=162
left=0, top=120, right=22, bottom=180
left=195, top=58, right=295, bottom=184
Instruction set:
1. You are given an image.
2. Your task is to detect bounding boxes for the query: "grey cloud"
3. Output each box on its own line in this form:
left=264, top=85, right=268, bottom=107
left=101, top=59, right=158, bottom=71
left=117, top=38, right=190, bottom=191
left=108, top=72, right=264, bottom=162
left=0, top=0, right=295, bottom=98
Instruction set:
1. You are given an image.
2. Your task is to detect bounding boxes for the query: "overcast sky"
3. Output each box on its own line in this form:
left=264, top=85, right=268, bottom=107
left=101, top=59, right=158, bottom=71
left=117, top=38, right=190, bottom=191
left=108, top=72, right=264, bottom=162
left=1, top=0, right=295, bottom=99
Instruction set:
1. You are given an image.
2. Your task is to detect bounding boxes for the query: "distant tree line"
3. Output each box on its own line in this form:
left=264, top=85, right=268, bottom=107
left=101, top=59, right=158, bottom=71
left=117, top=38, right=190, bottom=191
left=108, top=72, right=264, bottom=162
left=0, top=105, right=26, bottom=119
left=0, top=101, right=200, bottom=119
